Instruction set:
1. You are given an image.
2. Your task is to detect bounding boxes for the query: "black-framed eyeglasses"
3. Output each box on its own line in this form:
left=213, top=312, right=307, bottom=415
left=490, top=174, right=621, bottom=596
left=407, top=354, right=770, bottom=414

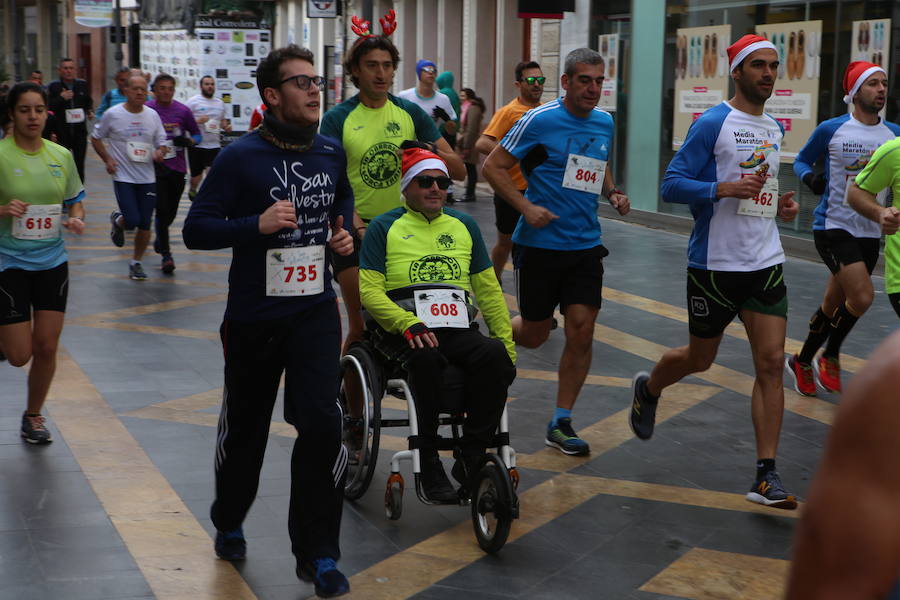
left=520, top=76, right=546, bottom=85
left=279, top=74, right=325, bottom=90
left=414, top=175, right=452, bottom=190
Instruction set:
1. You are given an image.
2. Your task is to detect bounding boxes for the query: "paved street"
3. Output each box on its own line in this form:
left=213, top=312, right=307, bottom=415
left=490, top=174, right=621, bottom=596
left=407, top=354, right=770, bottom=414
left=2, top=151, right=897, bottom=600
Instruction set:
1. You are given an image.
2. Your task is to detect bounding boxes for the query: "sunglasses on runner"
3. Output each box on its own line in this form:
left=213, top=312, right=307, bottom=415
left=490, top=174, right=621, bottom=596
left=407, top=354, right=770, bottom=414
left=521, top=76, right=546, bottom=85
left=420, top=66, right=437, bottom=74
left=279, top=74, right=325, bottom=90
left=414, top=175, right=452, bottom=190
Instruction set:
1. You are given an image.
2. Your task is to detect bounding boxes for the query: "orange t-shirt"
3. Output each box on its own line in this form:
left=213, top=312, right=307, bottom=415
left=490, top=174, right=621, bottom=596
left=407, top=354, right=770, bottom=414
left=482, top=97, right=539, bottom=191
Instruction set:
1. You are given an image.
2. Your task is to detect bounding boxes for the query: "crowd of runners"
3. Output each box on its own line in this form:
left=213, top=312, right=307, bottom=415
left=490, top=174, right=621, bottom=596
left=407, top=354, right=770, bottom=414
left=3, top=17, right=900, bottom=598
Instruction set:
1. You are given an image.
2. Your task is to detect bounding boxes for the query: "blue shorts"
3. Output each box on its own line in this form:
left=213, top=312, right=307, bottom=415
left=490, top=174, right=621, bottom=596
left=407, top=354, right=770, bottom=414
left=113, top=181, right=156, bottom=230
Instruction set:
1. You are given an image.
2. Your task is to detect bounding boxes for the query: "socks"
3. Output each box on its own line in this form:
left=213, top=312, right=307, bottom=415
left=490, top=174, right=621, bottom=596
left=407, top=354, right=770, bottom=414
left=756, top=458, right=776, bottom=480
left=552, top=407, right=572, bottom=425
left=823, top=302, right=860, bottom=359
left=798, top=306, right=831, bottom=364
left=130, top=259, right=141, bottom=267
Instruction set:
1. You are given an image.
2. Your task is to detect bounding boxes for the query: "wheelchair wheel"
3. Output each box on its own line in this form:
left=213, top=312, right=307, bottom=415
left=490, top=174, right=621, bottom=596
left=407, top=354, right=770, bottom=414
left=385, top=473, right=404, bottom=520
left=471, top=457, right=516, bottom=553
left=340, top=344, right=382, bottom=500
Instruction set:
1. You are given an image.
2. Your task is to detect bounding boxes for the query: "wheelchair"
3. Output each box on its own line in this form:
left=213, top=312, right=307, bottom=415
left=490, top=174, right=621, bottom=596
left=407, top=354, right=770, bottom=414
left=338, top=288, right=520, bottom=554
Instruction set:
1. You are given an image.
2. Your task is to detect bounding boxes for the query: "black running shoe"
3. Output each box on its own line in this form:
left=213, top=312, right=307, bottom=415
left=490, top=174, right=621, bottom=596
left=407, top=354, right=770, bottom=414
left=630, top=371, right=658, bottom=440
left=109, top=211, right=125, bottom=247
left=214, top=527, right=246, bottom=560
left=746, top=471, right=798, bottom=510
left=297, top=557, right=350, bottom=598
left=161, top=254, right=175, bottom=274
left=21, top=413, right=52, bottom=444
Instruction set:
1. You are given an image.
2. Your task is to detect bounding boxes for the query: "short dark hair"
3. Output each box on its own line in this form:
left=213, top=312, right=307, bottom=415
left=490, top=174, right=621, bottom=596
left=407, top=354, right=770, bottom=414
left=59, top=57, right=74, bottom=65
left=30, top=70, right=42, bottom=76
left=115, top=66, right=132, bottom=76
left=344, top=36, right=400, bottom=87
left=257, top=45, right=315, bottom=107
left=7, top=82, right=48, bottom=112
left=515, top=61, right=541, bottom=82
left=152, top=73, right=176, bottom=90
left=200, top=75, right=215, bottom=86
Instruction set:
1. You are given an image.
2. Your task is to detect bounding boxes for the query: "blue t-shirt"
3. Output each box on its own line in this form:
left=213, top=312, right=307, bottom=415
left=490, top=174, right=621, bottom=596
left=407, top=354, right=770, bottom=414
left=182, top=131, right=354, bottom=322
left=500, top=98, right=615, bottom=251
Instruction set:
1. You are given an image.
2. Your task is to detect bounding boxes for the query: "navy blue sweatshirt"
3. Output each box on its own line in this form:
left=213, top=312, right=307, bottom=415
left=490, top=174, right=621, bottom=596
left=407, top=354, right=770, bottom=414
left=183, top=131, right=354, bottom=322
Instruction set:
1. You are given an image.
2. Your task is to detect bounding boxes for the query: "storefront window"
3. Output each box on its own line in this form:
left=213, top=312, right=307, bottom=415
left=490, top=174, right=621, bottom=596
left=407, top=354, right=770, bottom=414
left=658, top=0, right=897, bottom=238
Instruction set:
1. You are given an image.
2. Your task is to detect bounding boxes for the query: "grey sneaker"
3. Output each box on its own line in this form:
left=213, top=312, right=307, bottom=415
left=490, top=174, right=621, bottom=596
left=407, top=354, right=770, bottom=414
left=21, top=413, right=52, bottom=444
left=110, top=211, right=125, bottom=247
left=746, top=471, right=798, bottom=510
left=129, top=262, right=147, bottom=281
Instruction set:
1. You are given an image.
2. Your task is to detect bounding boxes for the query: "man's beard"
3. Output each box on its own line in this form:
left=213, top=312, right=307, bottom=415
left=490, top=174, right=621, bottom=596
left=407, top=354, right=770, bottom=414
left=202, top=90, right=214, bottom=98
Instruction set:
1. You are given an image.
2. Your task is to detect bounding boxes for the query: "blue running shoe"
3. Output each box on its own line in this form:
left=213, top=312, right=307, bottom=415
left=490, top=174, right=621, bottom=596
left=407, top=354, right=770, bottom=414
left=297, top=557, right=350, bottom=598
left=746, top=471, right=798, bottom=510
left=214, top=527, right=246, bottom=561
left=630, top=371, right=658, bottom=440
left=545, top=417, right=590, bottom=456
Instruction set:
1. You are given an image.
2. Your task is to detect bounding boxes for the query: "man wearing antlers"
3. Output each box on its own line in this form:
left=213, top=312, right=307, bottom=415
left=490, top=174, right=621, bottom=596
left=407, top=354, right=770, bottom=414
left=321, top=10, right=465, bottom=353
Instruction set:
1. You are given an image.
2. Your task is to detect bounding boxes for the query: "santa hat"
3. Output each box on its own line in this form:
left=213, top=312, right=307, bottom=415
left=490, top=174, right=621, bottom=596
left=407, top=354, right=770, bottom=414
left=843, top=61, right=886, bottom=104
left=400, top=147, right=448, bottom=191
left=727, top=34, right=777, bottom=73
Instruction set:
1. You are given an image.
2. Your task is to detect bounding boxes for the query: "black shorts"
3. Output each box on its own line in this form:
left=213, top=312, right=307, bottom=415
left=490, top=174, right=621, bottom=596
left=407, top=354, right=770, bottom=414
left=330, top=235, right=361, bottom=277
left=188, top=147, right=220, bottom=177
left=494, top=192, right=523, bottom=235
left=0, top=262, right=69, bottom=325
left=686, top=264, right=787, bottom=339
left=814, top=229, right=880, bottom=275
left=513, top=244, right=607, bottom=321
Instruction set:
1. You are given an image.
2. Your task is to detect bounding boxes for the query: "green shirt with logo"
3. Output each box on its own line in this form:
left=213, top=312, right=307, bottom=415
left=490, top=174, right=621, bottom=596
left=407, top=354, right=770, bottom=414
left=320, top=94, right=440, bottom=221
left=856, top=137, right=900, bottom=294
left=359, top=204, right=515, bottom=362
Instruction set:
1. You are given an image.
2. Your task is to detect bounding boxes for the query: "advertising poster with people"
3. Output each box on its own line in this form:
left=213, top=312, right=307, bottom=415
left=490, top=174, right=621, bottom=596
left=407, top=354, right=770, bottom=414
left=755, top=20, right=822, bottom=161
left=672, top=25, right=731, bottom=149
left=851, top=18, right=890, bottom=67
left=597, top=33, right=618, bottom=112
left=142, top=17, right=271, bottom=131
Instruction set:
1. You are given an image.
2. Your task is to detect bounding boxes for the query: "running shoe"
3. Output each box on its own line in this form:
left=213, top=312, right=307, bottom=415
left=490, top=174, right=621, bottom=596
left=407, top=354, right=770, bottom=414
left=746, top=471, right=798, bottom=510
left=296, top=557, right=350, bottom=598
left=21, top=413, right=52, bottom=444
left=545, top=417, right=590, bottom=456
left=161, top=254, right=175, bottom=275
left=630, top=371, right=658, bottom=440
left=784, top=354, right=816, bottom=396
left=814, top=355, right=842, bottom=393
left=214, top=527, right=246, bottom=561
left=738, top=140, right=777, bottom=168
left=129, top=262, right=148, bottom=281
left=109, top=211, right=125, bottom=247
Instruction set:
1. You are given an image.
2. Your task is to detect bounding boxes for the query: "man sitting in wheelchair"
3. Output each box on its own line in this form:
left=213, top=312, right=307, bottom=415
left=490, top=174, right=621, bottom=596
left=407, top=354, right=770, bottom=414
left=358, top=145, right=516, bottom=502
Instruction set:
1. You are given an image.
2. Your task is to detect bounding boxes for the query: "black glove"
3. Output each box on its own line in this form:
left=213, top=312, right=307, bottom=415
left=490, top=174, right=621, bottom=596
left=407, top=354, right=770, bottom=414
left=432, top=106, right=451, bottom=122
left=802, top=172, right=826, bottom=195
left=402, top=322, right=431, bottom=343
left=172, top=135, right=192, bottom=148
left=399, top=139, right=436, bottom=153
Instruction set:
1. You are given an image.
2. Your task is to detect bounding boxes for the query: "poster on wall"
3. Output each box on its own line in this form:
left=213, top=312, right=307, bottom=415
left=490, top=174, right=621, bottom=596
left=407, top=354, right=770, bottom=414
left=755, top=20, right=822, bottom=161
left=73, top=0, right=112, bottom=27
left=672, top=25, right=731, bottom=149
left=851, top=19, right=890, bottom=67
left=308, top=0, right=339, bottom=18
left=142, top=17, right=271, bottom=131
left=597, top=34, right=618, bottom=112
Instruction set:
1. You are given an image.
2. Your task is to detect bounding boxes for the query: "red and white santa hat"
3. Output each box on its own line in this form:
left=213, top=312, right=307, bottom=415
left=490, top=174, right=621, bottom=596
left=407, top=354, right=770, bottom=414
left=727, top=34, right=777, bottom=73
left=843, top=61, right=886, bottom=104
left=400, top=147, right=448, bottom=191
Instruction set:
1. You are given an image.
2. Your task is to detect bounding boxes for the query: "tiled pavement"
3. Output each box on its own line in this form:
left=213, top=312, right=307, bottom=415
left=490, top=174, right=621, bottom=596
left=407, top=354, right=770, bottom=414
left=1, top=151, right=897, bottom=599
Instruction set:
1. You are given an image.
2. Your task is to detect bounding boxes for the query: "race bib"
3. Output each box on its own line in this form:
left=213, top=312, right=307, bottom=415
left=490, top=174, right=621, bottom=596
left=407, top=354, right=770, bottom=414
left=737, top=178, right=779, bottom=218
left=204, top=119, right=220, bottom=133
left=127, top=141, right=152, bottom=163
left=65, top=108, right=85, bottom=123
left=414, top=289, right=469, bottom=329
left=12, top=204, right=62, bottom=240
left=265, top=245, right=325, bottom=297
left=162, top=140, right=176, bottom=160
left=562, top=154, right=606, bottom=195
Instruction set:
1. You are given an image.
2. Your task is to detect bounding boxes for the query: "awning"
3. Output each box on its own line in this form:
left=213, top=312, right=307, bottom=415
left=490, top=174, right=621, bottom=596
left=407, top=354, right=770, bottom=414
left=517, top=0, right=575, bottom=19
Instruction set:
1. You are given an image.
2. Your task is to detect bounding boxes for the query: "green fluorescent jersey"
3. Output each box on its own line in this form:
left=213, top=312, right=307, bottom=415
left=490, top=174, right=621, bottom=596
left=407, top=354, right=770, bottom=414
left=856, top=137, right=900, bottom=294
left=0, top=137, right=84, bottom=271
left=320, top=94, right=440, bottom=221
left=359, top=205, right=515, bottom=363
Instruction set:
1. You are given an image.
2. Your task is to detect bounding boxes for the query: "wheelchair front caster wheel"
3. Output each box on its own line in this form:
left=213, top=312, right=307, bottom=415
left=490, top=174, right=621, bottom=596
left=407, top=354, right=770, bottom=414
left=385, top=473, right=404, bottom=520
left=471, top=462, right=514, bottom=553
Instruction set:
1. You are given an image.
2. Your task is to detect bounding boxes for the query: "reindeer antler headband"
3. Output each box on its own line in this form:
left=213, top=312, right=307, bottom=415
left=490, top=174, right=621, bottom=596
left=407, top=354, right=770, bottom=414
left=351, top=9, right=396, bottom=38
